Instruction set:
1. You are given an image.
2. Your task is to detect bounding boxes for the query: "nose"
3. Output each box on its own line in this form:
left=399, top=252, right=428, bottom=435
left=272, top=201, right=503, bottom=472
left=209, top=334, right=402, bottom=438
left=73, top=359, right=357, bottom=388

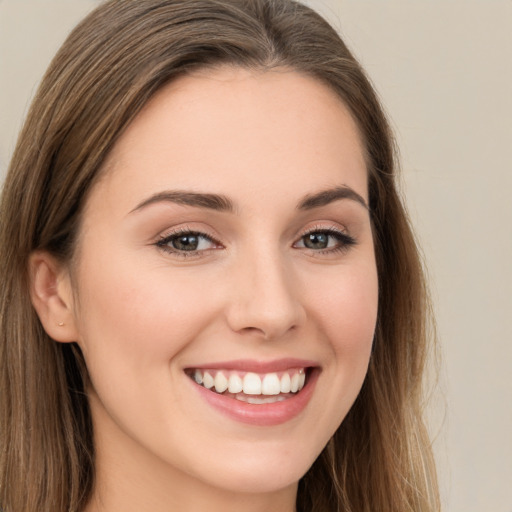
left=225, top=250, right=306, bottom=340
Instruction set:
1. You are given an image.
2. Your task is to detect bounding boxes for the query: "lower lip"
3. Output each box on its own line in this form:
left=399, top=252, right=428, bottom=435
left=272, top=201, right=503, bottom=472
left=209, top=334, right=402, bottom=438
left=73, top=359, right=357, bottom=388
left=189, top=369, right=319, bottom=426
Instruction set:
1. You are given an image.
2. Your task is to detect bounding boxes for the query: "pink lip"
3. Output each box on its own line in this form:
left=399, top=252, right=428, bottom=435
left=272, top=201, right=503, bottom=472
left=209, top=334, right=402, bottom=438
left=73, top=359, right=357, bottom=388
left=187, top=363, right=320, bottom=427
left=185, top=358, right=318, bottom=373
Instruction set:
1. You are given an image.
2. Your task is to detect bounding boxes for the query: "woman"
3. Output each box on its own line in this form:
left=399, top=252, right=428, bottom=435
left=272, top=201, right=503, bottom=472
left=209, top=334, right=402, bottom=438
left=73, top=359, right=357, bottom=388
left=0, top=1, right=439, bottom=511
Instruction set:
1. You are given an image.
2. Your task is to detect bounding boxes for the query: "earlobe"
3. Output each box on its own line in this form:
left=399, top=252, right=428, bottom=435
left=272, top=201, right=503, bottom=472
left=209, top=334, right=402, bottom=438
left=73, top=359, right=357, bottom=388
left=29, top=251, right=79, bottom=343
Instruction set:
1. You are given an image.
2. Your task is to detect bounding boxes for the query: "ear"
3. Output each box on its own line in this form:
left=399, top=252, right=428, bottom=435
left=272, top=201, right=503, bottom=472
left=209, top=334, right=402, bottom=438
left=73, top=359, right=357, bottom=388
left=29, top=251, right=79, bottom=343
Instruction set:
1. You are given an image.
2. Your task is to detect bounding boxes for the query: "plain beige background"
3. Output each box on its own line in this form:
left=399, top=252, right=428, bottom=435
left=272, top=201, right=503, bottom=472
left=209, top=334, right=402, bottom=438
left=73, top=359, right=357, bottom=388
left=1, top=1, right=511, bottom=511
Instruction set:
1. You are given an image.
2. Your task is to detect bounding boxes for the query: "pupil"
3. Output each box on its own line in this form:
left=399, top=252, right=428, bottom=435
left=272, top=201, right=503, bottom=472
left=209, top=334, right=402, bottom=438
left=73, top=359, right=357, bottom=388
left=305, top=233, right=328, bottom=249
left=173, top=234, right=198, bottom=251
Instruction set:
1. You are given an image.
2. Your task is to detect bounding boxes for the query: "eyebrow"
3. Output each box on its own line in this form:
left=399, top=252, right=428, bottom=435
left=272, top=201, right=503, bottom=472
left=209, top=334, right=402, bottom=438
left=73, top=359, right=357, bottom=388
left=130, top=190, right=235, bottom=214
left=297, top=186, right=369, bottom=211
left=129, top=185, right=368, bottom=215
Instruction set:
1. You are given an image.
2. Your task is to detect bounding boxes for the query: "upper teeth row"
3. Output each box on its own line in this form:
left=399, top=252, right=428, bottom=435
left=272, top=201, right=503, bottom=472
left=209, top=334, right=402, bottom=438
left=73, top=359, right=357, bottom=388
left=193, top=369, right=306, bottom=396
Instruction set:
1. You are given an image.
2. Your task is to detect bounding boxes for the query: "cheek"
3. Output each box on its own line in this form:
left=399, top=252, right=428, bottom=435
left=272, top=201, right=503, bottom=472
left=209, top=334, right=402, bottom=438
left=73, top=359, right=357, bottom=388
left=333, top=279, right=377, bottom=356
left=307, top=261, right=378, bottom=353
left=71, top=255, right=225, bottom=441
left=303, top=259, right=378, bottom=413
left=73, top=253, right=222, bottom=377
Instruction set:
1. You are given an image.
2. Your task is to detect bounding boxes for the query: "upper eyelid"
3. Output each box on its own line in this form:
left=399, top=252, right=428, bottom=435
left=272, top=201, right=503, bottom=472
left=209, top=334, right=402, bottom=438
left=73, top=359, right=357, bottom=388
left=157, top=230, right=220, bottom=245
left=157, top=225, right=221, bottom=242
left=294, top=227, right=355, bottom=244
left=301, top=225, right=346, bottom=235
left=297, top=222, right=350, bottom=238
left=157, top=224, right=348, bottom=239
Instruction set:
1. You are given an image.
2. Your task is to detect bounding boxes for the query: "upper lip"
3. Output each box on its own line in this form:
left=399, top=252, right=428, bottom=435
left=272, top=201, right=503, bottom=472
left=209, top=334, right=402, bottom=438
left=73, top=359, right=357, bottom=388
left=184, top=358, right=319, bottom=373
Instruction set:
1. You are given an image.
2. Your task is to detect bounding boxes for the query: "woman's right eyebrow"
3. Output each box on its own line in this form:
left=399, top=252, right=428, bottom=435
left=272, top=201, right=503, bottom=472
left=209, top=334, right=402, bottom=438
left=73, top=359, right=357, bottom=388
left=129, top=190, right=235, bottom=214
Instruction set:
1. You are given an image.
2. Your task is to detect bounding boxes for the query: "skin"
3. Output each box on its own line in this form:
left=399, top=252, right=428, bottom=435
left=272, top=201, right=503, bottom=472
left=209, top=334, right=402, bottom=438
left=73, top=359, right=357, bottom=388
left=31, top=67, right=378, bottom=512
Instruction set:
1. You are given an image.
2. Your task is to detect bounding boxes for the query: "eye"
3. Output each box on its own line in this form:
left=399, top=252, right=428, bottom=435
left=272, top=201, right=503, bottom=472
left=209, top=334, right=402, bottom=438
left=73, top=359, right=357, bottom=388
left=294, top=228, right=356, bottom=253
left=156, top=230, right=220, bottom=255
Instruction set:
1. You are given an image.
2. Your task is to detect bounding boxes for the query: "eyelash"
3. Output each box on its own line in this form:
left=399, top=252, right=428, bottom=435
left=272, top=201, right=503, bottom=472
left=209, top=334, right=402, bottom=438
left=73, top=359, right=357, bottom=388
left=155, top=227, right=221, bottom=258
left=155, top=226, right=356, bottom=258
left=295, top=226, right=357, bottom=255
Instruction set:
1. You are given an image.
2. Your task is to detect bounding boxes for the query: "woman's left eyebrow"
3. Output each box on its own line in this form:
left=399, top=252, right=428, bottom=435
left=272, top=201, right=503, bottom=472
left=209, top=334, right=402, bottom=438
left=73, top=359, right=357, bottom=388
left=297, top=186, right=369, bottom=211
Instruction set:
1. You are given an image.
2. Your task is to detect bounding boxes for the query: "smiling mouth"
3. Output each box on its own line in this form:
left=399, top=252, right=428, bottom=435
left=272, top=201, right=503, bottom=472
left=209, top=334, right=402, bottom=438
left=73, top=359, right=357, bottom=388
left=187, top=368, right=308, bottom=404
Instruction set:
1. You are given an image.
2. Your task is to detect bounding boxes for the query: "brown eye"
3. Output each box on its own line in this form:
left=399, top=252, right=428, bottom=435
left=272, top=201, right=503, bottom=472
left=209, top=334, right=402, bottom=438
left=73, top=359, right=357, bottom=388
left=302, top=232, right=330, bottom=250
left=156, top=231, right=219, bottom=254
left=170, top=234, right=201, bottom=251
left=294, top=229, right=356, bottom=253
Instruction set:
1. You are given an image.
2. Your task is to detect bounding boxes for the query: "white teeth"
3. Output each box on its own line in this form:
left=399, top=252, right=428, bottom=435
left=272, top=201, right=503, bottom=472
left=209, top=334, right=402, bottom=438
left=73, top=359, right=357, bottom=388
left=242, top=395, right=288, bottom=404
left=191, top=368, right=309, bottom=397
left=243, top=372, right=262, bottom=395
left=214, top=372, right=228, bottom=393
left=194, top=370, right=203, bottom=385
left=228, top=373, right=243, bottom=393
left=261, top=373, right=281, bottom=395
left=203, top=371, right=214, bottom=389
left=280, top=373, right=291, bottom=393
left=298, top=371, right=306, bottom=391
left=290, top=373, right=300, bottom=393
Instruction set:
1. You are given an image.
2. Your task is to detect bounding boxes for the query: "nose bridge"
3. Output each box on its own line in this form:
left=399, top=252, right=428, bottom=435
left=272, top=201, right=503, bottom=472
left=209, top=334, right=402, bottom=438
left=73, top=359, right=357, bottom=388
left=226, top=243, right=304, bottom=339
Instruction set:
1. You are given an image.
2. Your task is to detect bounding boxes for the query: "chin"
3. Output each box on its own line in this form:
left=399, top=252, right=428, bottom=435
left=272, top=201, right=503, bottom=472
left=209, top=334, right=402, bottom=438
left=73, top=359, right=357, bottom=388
left=184, top=441, right=320, bottom=495
left=204, top=463, right=306, bottom=495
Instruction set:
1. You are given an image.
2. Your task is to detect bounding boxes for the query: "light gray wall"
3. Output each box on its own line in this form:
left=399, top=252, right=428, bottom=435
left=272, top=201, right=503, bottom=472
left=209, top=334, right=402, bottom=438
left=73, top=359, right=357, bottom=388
left=318, top=2, right=512, bottom=510
left=1, top=1, right=511, bottom=511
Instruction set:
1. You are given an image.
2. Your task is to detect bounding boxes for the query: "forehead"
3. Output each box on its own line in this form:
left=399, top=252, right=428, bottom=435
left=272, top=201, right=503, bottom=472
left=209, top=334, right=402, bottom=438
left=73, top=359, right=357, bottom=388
left=91, top=66, right=368, bottom=215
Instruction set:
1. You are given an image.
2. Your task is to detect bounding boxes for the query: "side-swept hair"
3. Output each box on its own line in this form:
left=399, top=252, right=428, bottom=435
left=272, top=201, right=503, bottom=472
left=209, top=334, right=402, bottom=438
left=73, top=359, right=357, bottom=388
left=0, top=1, right=439, bottom=510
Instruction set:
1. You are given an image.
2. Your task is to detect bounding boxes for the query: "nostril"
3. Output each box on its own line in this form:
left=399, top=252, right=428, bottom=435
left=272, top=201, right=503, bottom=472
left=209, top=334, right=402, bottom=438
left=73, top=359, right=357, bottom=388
left=236, top=323, right=300, bottom=341
left=239, top=326, right=268, bottom=337
left=226, top=300, right=305, bottom=341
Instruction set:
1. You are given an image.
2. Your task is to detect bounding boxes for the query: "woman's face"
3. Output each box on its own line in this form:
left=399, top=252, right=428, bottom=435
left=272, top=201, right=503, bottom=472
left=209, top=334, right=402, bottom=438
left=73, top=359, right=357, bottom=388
left=69, top=67, right=378, bottom=498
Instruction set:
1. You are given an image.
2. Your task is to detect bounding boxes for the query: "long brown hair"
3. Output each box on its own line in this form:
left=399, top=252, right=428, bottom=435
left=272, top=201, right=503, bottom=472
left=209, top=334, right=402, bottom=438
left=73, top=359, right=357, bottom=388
left=0, top=1, right=439, bottom=510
